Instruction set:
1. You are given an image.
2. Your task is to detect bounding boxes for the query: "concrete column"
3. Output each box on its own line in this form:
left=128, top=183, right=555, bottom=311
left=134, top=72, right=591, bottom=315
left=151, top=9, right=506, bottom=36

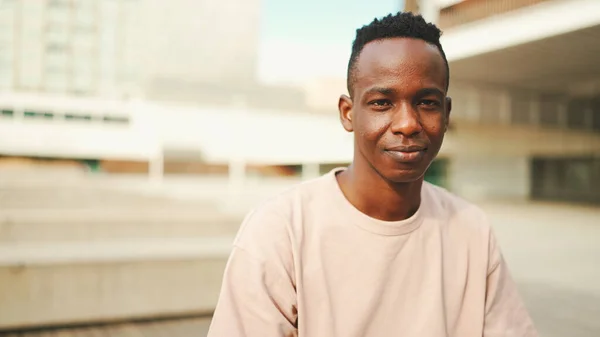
left=302, top=163, right=320, bottom=180
left=149, top=151, right=164, bottom=185
left=53, top=110, right=65, bottom=123
left=228, top=158, right=246, bottom=196
left=557, top=100, right=568, bottom=129
left=13, top=106, right=23, bottom=121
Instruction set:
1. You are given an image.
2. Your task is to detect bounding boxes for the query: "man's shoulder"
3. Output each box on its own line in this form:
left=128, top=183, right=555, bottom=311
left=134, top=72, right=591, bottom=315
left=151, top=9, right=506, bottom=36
left=234, top=173, right=334, bottom=248
left=424, top=182, right=479, bottom=210
left=424, top=182, right=491, bottom=231
left=251, top=172, right=334, bottom=219
left=234, top=176, right=328, bottom=262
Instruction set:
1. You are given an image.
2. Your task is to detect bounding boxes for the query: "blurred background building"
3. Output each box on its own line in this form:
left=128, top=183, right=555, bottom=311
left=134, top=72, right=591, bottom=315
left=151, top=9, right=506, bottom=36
left=0, top=0, right=261, bottom=99
left=434, top=0, right=600, bottom=204
left=0, top=0, right=599, bottom=336
left=0, top=0, right=347, bottom=182
left=2, top=0, right=598, bottom=204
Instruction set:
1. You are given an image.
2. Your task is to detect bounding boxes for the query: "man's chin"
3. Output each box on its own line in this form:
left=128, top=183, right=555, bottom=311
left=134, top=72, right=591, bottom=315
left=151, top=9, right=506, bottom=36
left=381, top=168, right=426, bottom=184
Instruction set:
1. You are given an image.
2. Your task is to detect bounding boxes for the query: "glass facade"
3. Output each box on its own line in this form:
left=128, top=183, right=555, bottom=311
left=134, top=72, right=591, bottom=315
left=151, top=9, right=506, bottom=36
left=531, top=156, right=600, bottom=204
left=0, top=0, right=138, bottom=96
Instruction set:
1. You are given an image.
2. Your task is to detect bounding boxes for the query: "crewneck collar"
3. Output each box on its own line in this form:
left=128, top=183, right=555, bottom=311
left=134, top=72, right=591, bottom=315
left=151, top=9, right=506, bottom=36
left=327, top=167, right=426, bottom=236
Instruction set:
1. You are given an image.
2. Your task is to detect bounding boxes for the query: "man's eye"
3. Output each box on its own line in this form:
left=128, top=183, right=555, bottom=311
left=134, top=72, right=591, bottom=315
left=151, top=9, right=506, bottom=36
left=369, top=99, right=392, bottom=107
left=419, top=100, right=441, bottom=107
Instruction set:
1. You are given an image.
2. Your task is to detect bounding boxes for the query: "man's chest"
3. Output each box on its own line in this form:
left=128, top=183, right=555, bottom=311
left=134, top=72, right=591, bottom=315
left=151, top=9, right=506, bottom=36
left=292, top=224, right=488, bottom=337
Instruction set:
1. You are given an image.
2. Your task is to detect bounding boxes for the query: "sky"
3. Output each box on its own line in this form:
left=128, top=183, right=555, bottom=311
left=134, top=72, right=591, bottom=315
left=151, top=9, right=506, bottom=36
left=257, top=0, right=402, bottom=86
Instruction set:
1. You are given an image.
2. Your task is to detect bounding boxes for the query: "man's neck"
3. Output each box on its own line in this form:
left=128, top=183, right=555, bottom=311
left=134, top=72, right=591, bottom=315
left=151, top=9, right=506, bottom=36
left=336, top=162, right=423, bottom=222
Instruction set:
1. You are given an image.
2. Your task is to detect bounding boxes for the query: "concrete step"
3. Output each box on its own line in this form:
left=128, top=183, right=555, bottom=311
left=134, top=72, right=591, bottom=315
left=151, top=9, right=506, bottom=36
left=0, top=209, right=242, bottom=243
left=0, top=187, right=212, bottom=209
left=0, top=238, right=233, bottom=331
left=9, top=316, right=214, bottom=337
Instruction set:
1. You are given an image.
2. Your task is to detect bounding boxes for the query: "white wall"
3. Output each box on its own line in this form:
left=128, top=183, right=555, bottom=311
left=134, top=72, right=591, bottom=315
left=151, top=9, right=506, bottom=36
left=137, top=103, right=354, bottom=165
left=0, top=94, right=354, bottom=165
left=0, top=121, right=159, bottom=161
left=1, top=94, right=598, bottom=168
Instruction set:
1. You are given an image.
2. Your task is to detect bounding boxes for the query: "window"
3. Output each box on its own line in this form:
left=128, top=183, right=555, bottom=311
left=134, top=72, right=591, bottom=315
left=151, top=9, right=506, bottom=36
left=565, top=160, right=592, bottom=193
left=24, top=111, right=53, bottom=119
left=567, top=98, right=589, bottom=130
left=1, top=109, right=13, bottom=118
left=531, top=156, right=600, bottom=204
left=46, top=42, right=69, bottom=53
left=72, top=24, right=95, bottom=34
left=65, top=113, right=92, bottom=121
left=539, top=95, right=563, bottom=127
left=103, top=115, right=129, bottom=124
left=592, top=96, right=600, bottom=132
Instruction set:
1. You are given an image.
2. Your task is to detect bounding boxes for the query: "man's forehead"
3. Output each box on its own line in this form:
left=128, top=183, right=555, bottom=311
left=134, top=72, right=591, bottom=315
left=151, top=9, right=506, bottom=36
left=354, top=37, right=446, bottom=89
left=358, top=38, right=443, bottom=70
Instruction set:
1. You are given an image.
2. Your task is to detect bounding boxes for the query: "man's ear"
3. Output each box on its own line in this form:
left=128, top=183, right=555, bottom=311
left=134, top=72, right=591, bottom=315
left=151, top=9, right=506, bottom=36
left=339, top=94, right=354, bottom=132
left=444, top=96, right=452, bottom=132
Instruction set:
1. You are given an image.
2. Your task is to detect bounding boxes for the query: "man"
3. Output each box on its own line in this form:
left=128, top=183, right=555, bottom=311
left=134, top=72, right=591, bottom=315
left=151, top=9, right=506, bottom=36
left=208, top=12, right=538, bottom=337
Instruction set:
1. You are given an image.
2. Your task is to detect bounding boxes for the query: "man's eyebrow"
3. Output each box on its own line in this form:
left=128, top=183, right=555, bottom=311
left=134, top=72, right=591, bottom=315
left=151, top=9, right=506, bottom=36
left=364, top=87, right=445, bottom=97
left=364, top=87, right=396, bottom=96
left=417, top=87, right=445, bottom=97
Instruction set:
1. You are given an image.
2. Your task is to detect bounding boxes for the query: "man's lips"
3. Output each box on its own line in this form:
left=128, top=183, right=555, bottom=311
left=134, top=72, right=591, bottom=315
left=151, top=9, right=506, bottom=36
left=384, top=145, right=427, bottom=163
left=385, top=144, right=427, bottom=152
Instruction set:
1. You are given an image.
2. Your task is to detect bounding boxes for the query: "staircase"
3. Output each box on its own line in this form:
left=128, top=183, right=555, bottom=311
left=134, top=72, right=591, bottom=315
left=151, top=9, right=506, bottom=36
left=0, top=173, right=242, bottom=331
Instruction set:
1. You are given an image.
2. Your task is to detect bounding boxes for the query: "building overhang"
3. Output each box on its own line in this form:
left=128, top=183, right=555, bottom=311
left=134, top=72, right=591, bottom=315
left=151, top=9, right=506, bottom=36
left=441, top=0, right=600, bottom=92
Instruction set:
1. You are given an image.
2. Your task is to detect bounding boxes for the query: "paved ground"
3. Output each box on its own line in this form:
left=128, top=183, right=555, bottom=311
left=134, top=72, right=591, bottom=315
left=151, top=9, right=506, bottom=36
left=4, top=202, right=597, bottom=337
left=482, top=202, right=600, bottom=337
left=1, top=171, right=598, bottom=336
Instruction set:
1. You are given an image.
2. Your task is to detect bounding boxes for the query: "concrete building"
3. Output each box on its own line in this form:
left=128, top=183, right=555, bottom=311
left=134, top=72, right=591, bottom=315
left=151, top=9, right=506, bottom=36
left=404, top=0, right=600, bottom=204
left=0, top=0, right=140, bottom=97
left=0, top=0, right=276, bottom=181
left=1, top=0, right=599, bottom=205
left=134, top=0, right=264, bottom=104
left=0, top=0, right=262, bottom=100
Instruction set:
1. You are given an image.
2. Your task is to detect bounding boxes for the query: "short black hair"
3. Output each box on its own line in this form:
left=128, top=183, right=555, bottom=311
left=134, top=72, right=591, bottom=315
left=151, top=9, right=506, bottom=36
left=347, top=12, right=449, bottom=96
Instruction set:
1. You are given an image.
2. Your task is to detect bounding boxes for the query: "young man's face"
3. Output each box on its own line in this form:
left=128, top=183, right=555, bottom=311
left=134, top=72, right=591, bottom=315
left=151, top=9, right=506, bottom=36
left=339, top=37, right=451, bottom=183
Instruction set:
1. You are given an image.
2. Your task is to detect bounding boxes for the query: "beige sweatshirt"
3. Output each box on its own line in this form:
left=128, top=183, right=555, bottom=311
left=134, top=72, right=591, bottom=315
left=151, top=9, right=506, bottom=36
left=208, top=168, right=538, bottom=337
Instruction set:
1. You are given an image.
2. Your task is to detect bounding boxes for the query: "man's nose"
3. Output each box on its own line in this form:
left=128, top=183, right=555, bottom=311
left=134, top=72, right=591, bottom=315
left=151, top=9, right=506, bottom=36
left=389, top=102, right=423, bottom=136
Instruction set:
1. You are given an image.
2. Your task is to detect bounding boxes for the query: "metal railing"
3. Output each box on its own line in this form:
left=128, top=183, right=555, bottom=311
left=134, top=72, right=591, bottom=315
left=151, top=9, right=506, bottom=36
left=438, top=0, right=553, bottom=30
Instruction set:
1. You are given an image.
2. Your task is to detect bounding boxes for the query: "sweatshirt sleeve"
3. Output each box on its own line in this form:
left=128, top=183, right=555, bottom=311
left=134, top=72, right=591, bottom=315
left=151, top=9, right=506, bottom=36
left=207, top=208, right=298, bottom=337
left=484, top=230, right=539, bottom=337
